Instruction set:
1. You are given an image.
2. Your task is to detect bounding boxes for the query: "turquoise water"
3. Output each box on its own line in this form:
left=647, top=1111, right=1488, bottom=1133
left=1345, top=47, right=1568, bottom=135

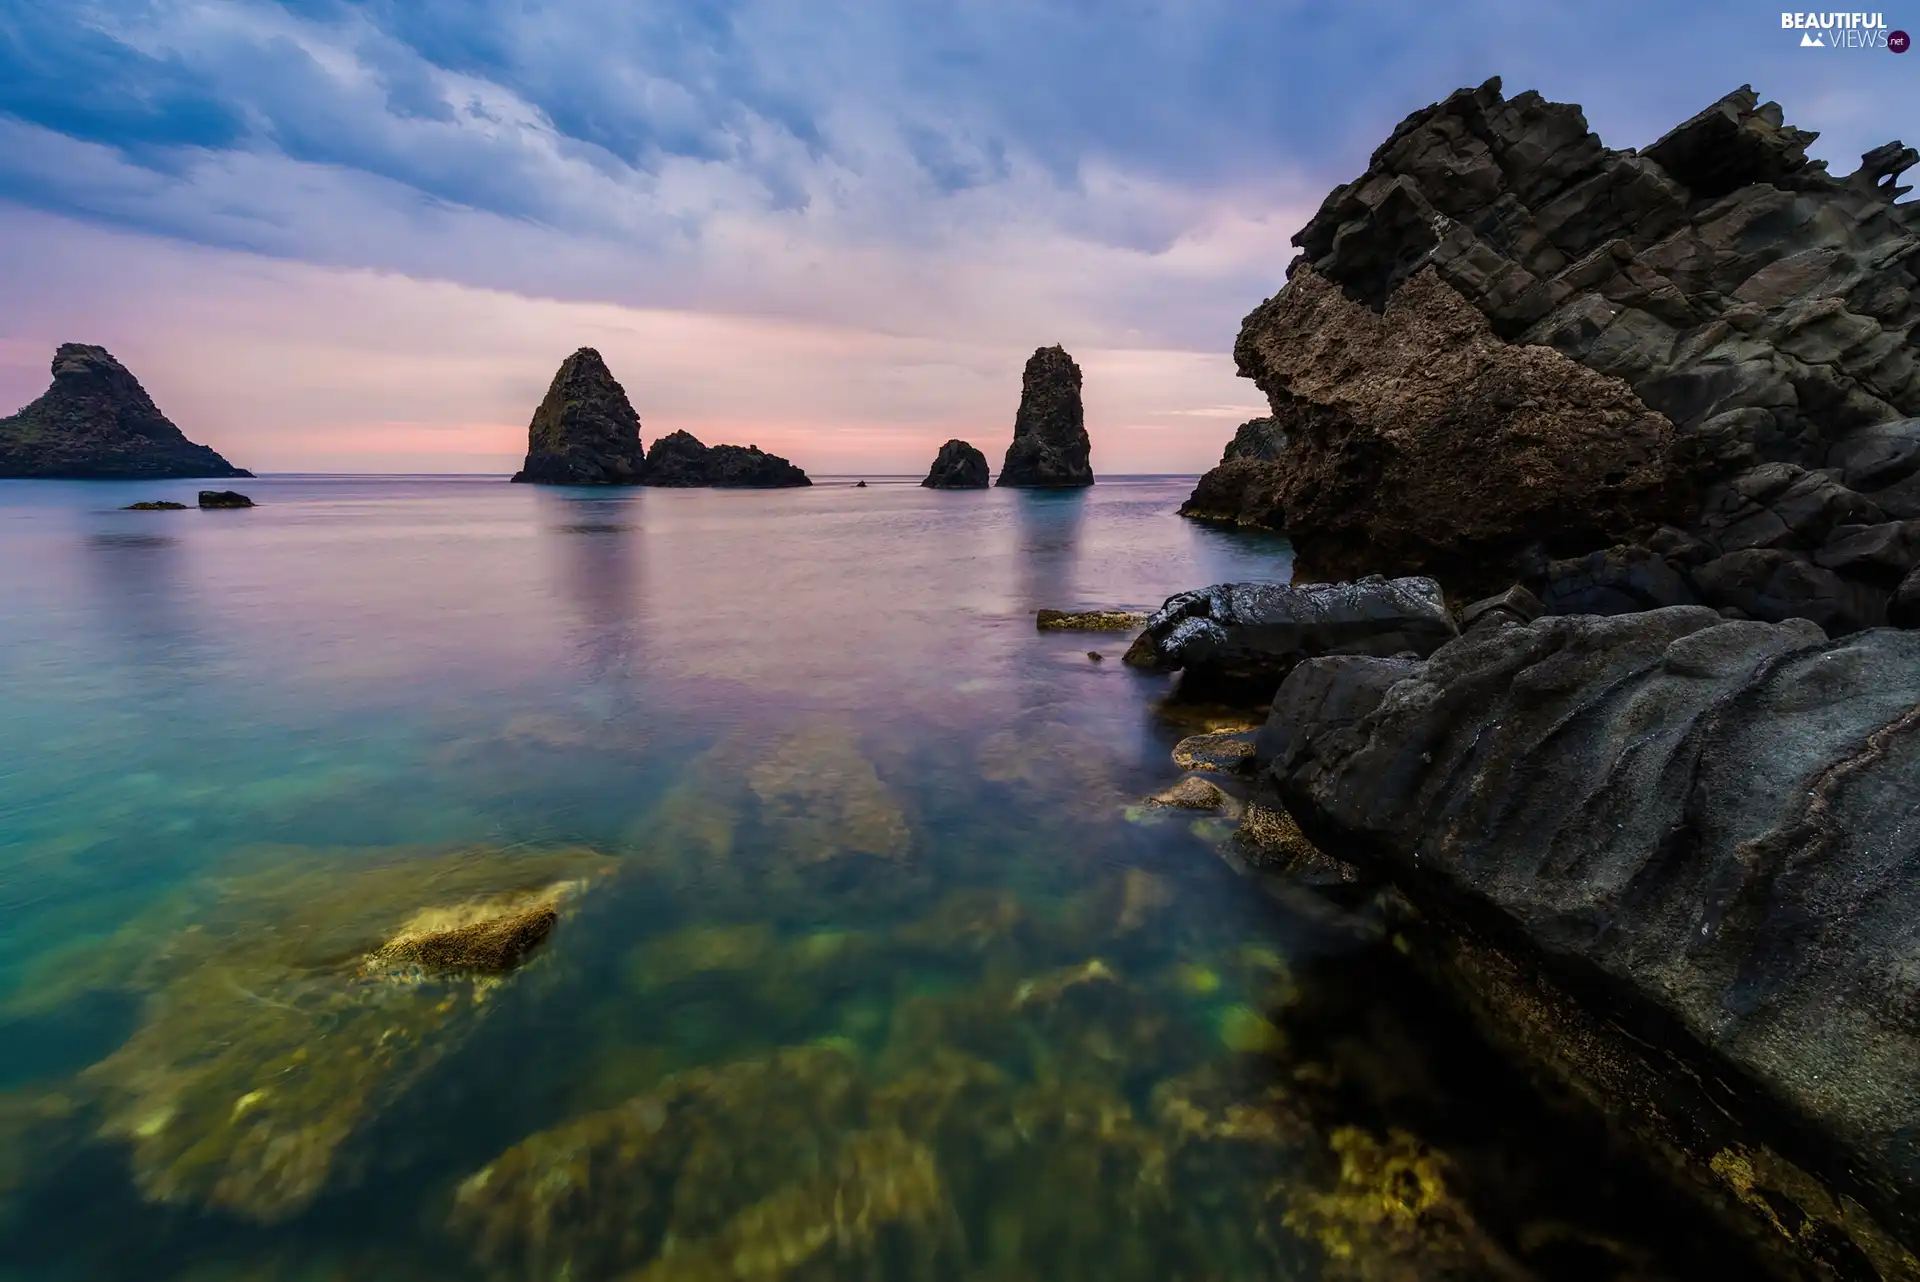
left=0, top=476, right=1752, bottom=1280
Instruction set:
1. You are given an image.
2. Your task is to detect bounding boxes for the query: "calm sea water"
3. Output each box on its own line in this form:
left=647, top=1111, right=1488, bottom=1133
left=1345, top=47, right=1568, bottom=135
left=0, top=476, right=1752, bottom=1281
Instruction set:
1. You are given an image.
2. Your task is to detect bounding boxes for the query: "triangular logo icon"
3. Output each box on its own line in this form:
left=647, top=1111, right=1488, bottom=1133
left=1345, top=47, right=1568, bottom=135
left=1800, top=30, right=1825, bottom=45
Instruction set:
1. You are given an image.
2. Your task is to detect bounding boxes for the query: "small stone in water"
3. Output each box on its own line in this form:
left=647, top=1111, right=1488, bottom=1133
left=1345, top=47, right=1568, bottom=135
left=1087, top=651, right=1103, bottom=662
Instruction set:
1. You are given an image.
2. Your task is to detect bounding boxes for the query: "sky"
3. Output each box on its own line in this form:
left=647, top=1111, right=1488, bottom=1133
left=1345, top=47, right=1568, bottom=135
left=0, top=1, right=1913, bottom=475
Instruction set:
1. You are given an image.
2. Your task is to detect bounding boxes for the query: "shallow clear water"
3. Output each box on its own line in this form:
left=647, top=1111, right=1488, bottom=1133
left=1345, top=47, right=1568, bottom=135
left=0, top=476, right=1752, bottom=1281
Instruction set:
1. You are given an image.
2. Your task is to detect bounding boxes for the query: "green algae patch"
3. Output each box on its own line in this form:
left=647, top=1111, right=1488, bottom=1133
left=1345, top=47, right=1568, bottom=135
left=76, top=844, right=614, bottom=1222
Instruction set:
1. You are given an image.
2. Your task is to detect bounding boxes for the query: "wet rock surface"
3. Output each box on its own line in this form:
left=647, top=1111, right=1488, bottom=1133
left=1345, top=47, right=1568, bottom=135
left=511, top=347, right=650, bottom=485
left=1222, top=77, right=1920, bottom=629
left=997, top=346, right=1094, bottom=488
left=1124, top=576, right=1457, bottom=701
left=1261, top=607, right=1920, bottom=1266
left=921, top=439, right=990, bottom=488
left=1035, top=609, right=1147, bottom=632
left=0, top=345, right=250, bottom=480
left=641, top=430, right=811, bottom=488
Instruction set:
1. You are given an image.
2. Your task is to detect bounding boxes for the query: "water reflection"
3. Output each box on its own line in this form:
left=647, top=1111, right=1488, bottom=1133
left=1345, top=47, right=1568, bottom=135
left=540, top=490, right=644, bottom=702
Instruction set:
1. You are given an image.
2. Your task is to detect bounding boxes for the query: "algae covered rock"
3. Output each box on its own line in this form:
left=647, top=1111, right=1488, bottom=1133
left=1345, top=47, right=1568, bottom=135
left=1034, top=608, right=1146, bottom=632
left=997, top=346, right=1094, bottom=488
left=511, top=347, right=650, bottom=485
left=76, top=844, right=612, bottom=1222
left=0, top=344, right=251, bottom=479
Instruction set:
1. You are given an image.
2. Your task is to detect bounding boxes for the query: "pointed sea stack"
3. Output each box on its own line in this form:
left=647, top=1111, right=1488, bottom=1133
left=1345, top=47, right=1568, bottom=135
left=640, top=430, right=810, bottom=488
left=0, top=344, right=250, bottom=479
left=511, top=348, right=648, bottom=485
left=996, top=345, right=1092, bottom=488
left=921, top=439, right=989, bottom=489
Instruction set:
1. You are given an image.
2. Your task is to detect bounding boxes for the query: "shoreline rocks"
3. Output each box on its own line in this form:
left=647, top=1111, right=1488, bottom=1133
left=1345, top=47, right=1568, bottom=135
left=997, top=346, right=1094, bottom=489
left=921, top=439, right=990, bottom=489
left=1209, top=77, right=1919, bottom=630
left=0, top=345, right=250, bottom=480
left=1257, top=606, right=1920, bottom=1270
left=511, top=348, right=649, bottom=486
left=1035, top=609, right=1146, bottom=632
left=1123, top=576, right=1457, bottom=702
left=1178, top=417, right=1288, bottom=529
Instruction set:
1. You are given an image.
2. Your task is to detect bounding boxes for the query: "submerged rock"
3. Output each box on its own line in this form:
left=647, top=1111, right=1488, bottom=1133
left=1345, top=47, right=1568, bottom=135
left=1264, top=608, right=1920, bottom=1266
left=1035, top=608, right=1147, bottom=632
left=641, top=430, right=811, bottom=488
left=198, top=490, right=253, bottom=509
left=921, top=439, right=990, bottom=489
left=1124, top=576, right=1457, bottom=702
left=0, top=344, right=251, bottom=480
left=997, top=346, right=1094, bottom=488
left=511, top=347, right=649, bottom=486
left=122, top=501, right=187, bottom=511
left=76, top=845, right=611, bottom=1222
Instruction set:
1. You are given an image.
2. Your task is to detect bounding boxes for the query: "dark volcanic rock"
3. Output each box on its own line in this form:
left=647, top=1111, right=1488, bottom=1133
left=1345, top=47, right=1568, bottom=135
left=1263, top=608, right=1920, bottom=1265
left=1179, top=418, right=1291, bottom=529
left=1235, top=269, right=1687, bottom=595
left=0, top=345, right=250, bottom=480
left=1243, top=77, right=1920, bottom=628
left=198, top=490, right=253, bottom=509
left=511, top=348, right=648, bottom=486
left=921, top=439, right=989, bottom=489
left=124, top=501, right=187, bottom=511
left=1535, top=545, right=1700, bottom=616
left=996, top=346, right=1093, bottom=488
left=640, top=430, right=809, bottom=488
left=1122, top=575, right=1456, bottom=702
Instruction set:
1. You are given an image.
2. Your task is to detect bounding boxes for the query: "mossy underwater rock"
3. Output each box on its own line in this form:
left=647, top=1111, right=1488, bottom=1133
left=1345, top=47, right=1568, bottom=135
left=511, top=347, right=650, bottom=485
left=0, top=344, right=251, bottom=479
left=72, top=844, right=612, bottom=1222
left=1034, top=608, right=1147, bottom=632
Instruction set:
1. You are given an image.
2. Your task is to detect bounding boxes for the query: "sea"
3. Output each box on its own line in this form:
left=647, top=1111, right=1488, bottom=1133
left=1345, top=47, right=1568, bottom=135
left=0, top=475, right=1757, bottom=1280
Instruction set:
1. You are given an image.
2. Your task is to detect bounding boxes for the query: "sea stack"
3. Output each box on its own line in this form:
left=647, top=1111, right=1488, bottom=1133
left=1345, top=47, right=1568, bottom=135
left=996, top=346, right=1093, bottom=488
left=511, top=348, right=648, bottom=485
left=0, top=344, right=250, bottom=479
left=921, top=439, right=989, bottom=489
left=641, top=430, right=810, bottom=488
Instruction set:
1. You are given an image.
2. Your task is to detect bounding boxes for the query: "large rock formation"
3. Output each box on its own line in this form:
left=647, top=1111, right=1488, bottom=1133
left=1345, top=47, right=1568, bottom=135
left=641, top=430, right=810, bottom=488
left=920, top=439, right=989, bottom=488
left=0, top=344, right=249, bottom=479
left=1178, top=418, right=1288, bottom=528
left=1122, top=576, right=1457, bottom=701
left=997, top=346, right=1093, bottom=488
left=1260, top=607, right=1920, bottom=1272
left=1230, top=78, right=1920, bottom=624
left=511, top=348, right=648, bottom=485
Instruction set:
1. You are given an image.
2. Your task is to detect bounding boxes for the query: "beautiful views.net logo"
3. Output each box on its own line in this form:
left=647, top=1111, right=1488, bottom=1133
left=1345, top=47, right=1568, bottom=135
left=1781, top=11, right=1907, bottom=49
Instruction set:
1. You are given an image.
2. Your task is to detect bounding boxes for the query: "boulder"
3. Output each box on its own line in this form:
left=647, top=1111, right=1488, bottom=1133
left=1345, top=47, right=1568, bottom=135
left=1690, top=547, right=1885, bottom=633
left=198, top=491, right=253, bottom=509
left=1263, top=609, right=1920, bottom=1265
left=1240, top=77, right=1920, bottom=621
left=641, top=430, right=810, bottom=488
left=1176, top=458, right=1288, bottom=529
left=1535, top=545, right=1699, bottom=616
left=996, top=346, right=1093, bottom=488
left=1233, top=268, right=1687, bottom=595
left=921, top=439, right=989, bottom=489
left=1122, top=576, right=1456, bottom=702
left=1459, top=584, right=1544, bottom=633
left=0, top=344, right=251, bottom=480
left=511, top=347, right=649, bottom=485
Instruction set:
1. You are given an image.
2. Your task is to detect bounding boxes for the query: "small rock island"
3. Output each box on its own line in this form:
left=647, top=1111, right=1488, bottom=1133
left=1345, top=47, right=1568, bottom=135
left=997, top=346, right=1093, bottom=488
left=0, top=344, right=251, bottom=479
left=511, top=347, right=648, bottom=485
left=511, top=348, right=810, bottom=487
left=921, top=439, right=989, bottom=489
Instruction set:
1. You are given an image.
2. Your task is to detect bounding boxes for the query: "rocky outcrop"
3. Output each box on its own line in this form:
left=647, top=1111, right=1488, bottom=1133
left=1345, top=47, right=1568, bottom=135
left=641, top=430, right=810, bottom=488
left=1236, top=78, right=1920, bottom=625
left=0, top=344, right=250, bottom=479
left=198, top=490, right=253, bottom=509
left=511, top=348, right=649, bottom=485
left=1179, top=418, right=1291, bottom=529
left=1236, top=267, right=1688, bottom=594
left=1122, top=576, right=1456, bottom=700
left=1260, top=607, right=1920, bottom=1271
left=921, top=439, right=989, bottom=488
left=997, top=346, right=1093, bottom=488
